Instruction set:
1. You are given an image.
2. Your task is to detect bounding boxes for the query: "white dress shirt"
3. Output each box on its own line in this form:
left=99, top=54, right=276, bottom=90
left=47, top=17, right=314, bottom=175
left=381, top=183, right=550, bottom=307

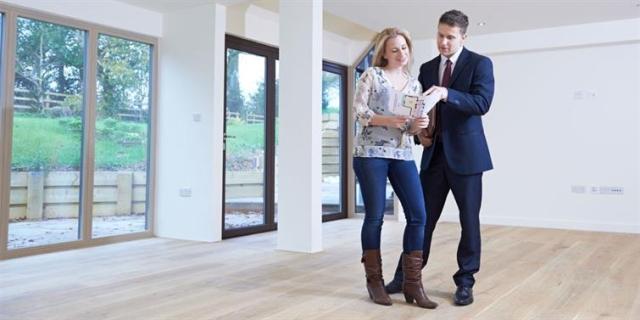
left=439, top=46, right=464, bottom=86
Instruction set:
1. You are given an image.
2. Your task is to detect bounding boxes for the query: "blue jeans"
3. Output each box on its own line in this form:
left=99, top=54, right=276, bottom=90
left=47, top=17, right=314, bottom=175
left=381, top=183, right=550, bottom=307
left=354, top=157, right=426, bottom=252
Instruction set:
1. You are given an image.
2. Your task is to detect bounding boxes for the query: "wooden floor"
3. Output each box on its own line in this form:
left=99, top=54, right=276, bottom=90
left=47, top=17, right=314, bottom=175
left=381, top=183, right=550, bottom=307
left=1, top=219, right=639, bottom=320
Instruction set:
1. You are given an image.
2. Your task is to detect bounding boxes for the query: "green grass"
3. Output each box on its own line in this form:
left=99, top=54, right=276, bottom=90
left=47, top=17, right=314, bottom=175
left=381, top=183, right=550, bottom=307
left=10, top=116, right=286, bottom=171
left=225, top=120, right=265, bottom=157
left=11, top=115, right=148, bottom=171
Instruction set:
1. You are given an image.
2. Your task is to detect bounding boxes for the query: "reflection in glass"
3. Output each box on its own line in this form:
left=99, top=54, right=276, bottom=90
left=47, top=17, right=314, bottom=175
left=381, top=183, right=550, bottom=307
left=93, top=34, right=152, bottom=238
left=9, top=17, right=86, bottom=249
left=322, top=71, right=342, bottom=214
left=224, top=49, right=266, bottom=230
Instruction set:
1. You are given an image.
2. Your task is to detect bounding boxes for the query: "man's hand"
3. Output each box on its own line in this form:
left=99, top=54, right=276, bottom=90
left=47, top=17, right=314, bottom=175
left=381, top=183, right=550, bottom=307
left=424, top=85, right=448, bottom=102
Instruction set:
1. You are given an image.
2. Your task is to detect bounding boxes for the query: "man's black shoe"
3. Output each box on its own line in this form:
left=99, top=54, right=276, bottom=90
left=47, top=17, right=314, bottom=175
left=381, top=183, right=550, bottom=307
left=454, top=286, right=473, bottom=306
left=384, top=274, right=403, bottom=294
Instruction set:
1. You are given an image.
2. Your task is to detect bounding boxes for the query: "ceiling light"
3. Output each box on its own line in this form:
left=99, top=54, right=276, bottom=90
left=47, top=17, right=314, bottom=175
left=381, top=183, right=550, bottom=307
left=477, top=21, right=487, bottom=27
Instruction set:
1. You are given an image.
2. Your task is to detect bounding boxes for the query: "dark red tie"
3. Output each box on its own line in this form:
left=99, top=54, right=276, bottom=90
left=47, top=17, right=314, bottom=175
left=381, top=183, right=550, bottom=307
left=434, top=59, right=452, bottom=139
left=441, top=59, right=452, bottom=87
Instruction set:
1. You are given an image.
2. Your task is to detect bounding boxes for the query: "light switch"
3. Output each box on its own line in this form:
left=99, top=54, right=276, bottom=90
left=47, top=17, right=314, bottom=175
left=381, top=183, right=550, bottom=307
left=179, top=187, right=192, bottom=197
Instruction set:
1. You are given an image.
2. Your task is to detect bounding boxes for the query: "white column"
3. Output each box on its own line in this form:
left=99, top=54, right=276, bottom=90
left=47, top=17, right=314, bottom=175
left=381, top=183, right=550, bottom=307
left=277, top=0, right=323, bottom=253
left=156, top=4, right=225, bottom=241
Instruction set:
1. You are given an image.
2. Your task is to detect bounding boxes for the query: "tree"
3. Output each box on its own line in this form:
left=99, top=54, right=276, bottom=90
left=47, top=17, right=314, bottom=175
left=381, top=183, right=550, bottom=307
left=97, top=35, right=151, bottom=119
left=246, top=81, right=265, bottom=119
left=14, top=17, right=84, bottom=114
left=322, top=72, right=340, bottom=113
left=226, top=49, right=245, bottom=117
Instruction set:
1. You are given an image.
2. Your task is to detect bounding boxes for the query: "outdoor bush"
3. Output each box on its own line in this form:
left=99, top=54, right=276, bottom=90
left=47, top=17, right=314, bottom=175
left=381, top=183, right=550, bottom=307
left=58, top=117, right=83, bottom=132
left=62, top=95, right=83, bottom=115
left=97, top=118, right=118, bottom=138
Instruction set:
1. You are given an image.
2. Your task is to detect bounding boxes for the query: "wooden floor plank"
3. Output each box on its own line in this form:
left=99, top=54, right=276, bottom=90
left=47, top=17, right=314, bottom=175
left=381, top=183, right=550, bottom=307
left=1, top=219, right=638, bottom=320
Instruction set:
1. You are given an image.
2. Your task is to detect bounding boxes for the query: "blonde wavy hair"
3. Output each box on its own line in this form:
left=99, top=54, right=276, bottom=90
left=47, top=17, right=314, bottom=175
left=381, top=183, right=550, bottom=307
left=372, top=27, right=414, bottom=72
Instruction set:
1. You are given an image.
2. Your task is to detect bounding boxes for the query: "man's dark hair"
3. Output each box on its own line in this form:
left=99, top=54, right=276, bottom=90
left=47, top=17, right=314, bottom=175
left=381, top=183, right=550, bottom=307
left=439, top=10, right=469, bottom=35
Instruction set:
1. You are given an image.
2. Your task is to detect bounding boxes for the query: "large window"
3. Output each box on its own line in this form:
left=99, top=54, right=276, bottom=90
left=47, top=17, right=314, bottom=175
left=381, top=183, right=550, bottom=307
left=223, top=35, right=348, bottom=238
left=9, top=17, right=86, bottom=249
left=93, top=34, right=152, bottom=238
left=322, top=62, right=348, bottom=221
left=223, top=35, right=277, bottom=238
left=0, top=6, right=156, bottom=258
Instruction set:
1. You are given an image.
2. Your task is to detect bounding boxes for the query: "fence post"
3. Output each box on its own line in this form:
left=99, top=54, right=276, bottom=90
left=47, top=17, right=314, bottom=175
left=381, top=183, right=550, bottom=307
left=26, top=171, right=45, bottom=220
left=116, top=172, right=133, bottom=215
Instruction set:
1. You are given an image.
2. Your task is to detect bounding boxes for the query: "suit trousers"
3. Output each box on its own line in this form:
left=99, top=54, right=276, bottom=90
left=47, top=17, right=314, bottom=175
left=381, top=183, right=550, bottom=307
left=393, top=141, right=483, bottom=287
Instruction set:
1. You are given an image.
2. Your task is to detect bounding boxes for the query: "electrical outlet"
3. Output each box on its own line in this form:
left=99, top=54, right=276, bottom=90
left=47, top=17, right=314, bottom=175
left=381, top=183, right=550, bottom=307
left=600, top=186, right=624, bottom=195
left=571, top=185, right=586, bottom=194
left=573, top=90, right=596, bottom=100
left=179, top=187, right=192, bottom=197
left=585, top=185, right=624, bottom=195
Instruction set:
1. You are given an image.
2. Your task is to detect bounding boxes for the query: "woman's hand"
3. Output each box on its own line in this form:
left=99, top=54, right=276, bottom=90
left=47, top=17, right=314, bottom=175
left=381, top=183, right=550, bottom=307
left=409, top=116, right=430, bottom=134
left=387, top=115, right=410, bottom=129
left=370, top=115, right=409, bottom=129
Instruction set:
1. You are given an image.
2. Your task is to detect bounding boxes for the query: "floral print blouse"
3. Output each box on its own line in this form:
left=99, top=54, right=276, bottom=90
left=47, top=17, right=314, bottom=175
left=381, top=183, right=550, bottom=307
left=353, top=67, right=422, bottom=160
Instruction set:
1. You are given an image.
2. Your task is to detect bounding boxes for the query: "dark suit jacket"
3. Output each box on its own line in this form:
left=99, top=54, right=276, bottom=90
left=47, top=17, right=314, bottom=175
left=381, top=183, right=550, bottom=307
left=417, top=48, right=495, bottom=175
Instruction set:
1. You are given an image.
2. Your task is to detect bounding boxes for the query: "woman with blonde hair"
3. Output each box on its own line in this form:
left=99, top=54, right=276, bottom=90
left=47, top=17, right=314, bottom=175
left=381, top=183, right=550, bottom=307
left=353, top=27, right=437, bottom=309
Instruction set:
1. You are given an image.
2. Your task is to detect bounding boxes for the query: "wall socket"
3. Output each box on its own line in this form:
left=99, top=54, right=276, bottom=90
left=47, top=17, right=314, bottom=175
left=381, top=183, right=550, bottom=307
left=571, top=185, right=586, bottom=194
left=572, top=185, right=624, bottom=195
left=573, top=90, right=596, bottom=100
left=179, top=187, right=192, bottom=197
left=595, top=186, right=624, bottom=195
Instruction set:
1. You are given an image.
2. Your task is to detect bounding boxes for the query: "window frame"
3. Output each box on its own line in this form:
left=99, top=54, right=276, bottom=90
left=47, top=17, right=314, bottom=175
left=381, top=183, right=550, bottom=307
left=222, top=34, right=279, bottom=238
left=222, top=35, right=350, bottom=238
left=321, top=60, right=349, bottom=222
left=0, top=3, right=158, bottom=260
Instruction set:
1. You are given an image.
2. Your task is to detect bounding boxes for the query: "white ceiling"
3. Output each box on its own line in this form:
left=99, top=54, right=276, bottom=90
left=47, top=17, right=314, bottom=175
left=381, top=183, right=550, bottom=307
left=322, top=0, right=640, bottom=38
left=116, top=0, right=249, bottom=13
left=117, top=0, right=640, bottom=38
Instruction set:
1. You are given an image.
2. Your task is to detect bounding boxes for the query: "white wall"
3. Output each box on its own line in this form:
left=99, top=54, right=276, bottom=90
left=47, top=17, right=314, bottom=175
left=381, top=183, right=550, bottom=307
left=155, top=4, right=225, bottom=241
left=1, top=0, right=162, bottom=37
left=433, top=19, right=640, bottom=233
left=227, top=4, right=367, bottom=66
left=410, top=38, right=438, bottom=77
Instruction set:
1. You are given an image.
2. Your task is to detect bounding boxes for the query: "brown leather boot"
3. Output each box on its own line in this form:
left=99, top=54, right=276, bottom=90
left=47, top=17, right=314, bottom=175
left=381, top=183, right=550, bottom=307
left=402, top=251, right=438, bottom=309
left=361, top=250, right=392, bottom=306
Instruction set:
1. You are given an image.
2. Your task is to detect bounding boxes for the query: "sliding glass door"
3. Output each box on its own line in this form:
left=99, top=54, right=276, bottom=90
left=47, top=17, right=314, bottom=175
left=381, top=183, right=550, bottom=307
left=321, top=62, right=348, bottom=221
left=0, top=6, right=157, bottom=257
left=223, top=35, right=277, bottom=237
left=223, top=35, right=349, bottom=237
left=9, top=17, right=86, bottom=249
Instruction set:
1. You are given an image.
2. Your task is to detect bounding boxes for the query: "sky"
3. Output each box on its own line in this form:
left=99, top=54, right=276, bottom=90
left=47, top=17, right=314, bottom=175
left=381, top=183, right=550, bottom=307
left=237, top=53, right=340, bottom=111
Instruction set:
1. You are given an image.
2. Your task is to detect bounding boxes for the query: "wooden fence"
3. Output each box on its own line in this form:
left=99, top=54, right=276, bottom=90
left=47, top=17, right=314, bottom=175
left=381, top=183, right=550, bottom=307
left=13, top=88, right=145, bottom=121
left=226, top=111, right=265, bottom=124
left=9, top=171, right=147, bottom=220
left=225, top=113, right=341, bottom=200
left=321, top=113, right=340, bottom=175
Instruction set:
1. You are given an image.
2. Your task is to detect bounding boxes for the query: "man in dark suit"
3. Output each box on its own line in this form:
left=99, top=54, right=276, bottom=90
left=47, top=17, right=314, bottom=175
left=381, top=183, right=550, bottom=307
left=385, top=9, right=495, bottom=306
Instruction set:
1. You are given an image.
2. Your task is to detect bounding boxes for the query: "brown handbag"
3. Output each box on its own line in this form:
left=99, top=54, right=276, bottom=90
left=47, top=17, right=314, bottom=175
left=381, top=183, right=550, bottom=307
left=417, top=108, right=437, bottom=147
